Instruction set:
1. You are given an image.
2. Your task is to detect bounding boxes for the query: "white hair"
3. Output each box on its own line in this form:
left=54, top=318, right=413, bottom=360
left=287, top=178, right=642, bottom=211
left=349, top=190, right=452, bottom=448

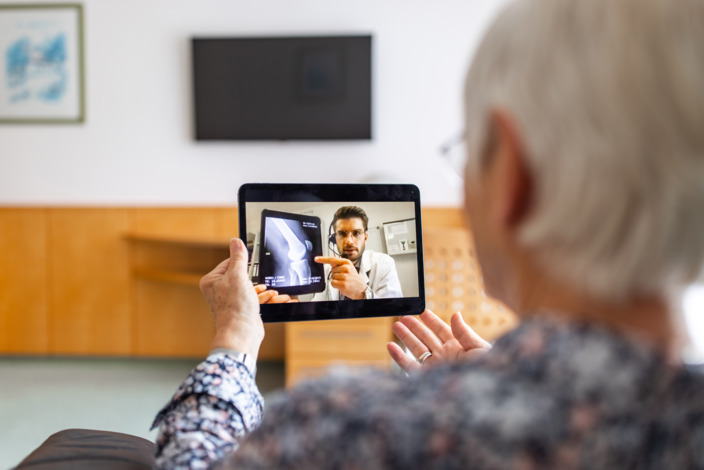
left=464, top=0, right=704, bottom=300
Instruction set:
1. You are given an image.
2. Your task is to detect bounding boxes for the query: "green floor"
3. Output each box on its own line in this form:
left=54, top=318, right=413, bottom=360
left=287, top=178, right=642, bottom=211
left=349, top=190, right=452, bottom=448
left=0, top=356, right=285, bottom=469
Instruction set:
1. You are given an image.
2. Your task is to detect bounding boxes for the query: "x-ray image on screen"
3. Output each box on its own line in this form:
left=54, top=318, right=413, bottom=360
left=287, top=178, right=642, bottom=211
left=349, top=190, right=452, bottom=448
left=258, top=210, right=325, bottom=295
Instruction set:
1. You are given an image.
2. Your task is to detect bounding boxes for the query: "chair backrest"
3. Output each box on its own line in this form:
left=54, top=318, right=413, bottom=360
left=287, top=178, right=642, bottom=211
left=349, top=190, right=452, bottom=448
left=423, top=227, right=517, bottom=341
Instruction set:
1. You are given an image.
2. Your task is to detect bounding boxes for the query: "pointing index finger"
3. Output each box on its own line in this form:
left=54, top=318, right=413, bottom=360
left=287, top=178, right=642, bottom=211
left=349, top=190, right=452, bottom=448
left=315, top=256, right=351, bottom=267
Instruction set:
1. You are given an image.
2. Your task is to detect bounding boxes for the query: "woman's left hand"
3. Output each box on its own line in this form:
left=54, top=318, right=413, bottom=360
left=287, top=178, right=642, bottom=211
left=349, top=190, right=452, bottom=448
left=200, top=238, right=264, bottom=358
left=387, top=309, right=492, bottom=374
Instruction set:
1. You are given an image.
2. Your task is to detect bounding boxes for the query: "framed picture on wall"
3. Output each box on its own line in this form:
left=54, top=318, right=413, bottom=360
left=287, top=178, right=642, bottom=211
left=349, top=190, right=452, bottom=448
left=0, top=4, right=85, bottom=124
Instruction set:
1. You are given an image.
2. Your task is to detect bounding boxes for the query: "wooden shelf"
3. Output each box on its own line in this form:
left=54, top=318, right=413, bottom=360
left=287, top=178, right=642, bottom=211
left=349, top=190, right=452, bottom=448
left=132, top=267, right=203, bottom=286
left=126, top=231, right=230, bottom=286
left=124, top=232, right=230, bottom=248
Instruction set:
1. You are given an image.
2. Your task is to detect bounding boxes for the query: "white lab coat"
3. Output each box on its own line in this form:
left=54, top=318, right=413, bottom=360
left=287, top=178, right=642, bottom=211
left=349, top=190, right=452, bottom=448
left=313, top=249, right=403, bottom=301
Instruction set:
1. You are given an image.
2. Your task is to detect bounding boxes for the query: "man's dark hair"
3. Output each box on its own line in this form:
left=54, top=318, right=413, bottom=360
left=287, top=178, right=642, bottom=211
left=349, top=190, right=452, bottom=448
left=332, top=206, right=368, bottom=231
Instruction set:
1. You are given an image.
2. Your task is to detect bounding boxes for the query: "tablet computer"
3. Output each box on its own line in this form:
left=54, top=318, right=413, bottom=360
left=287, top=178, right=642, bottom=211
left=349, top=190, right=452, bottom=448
left=239, top=183, right=425, bottom=322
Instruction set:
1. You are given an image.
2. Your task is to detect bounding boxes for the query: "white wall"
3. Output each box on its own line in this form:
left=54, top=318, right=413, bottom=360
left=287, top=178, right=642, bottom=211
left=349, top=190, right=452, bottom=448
left=0, top=0, right=510, bottom=206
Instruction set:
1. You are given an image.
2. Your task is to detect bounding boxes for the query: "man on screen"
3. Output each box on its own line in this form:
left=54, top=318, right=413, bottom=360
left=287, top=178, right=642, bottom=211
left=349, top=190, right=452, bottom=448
left=313, top=206, right=403, bottom=300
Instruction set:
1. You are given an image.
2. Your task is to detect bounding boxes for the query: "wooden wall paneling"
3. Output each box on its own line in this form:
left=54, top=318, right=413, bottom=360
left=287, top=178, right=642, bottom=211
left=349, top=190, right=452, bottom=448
left=0, top=206, right=472, bottom=359
left=128, top=208, right=285, bottom=359
left=130, top=208, right=220, bottom=357
left=130, top=208, right=224, bottom=275
left=421, top=207, right=466, bottom=229
left=285, top=317, right=394, bottom=386
left=286, top=317, right=393, bottom=358
left=132, top=278, right=215, bottom=357
left=214, top=207, right=238, bottom=240
left=258, top=325, right=286, bottom=360
left=423, top=227, right=517, bottom=341
left=420, top=208, right=517, bottom=340
left=50, top=208, right=132, bottom=355
left=131, top=208, right=219, bottom=239
left=0, top=209, right=49, bottom=353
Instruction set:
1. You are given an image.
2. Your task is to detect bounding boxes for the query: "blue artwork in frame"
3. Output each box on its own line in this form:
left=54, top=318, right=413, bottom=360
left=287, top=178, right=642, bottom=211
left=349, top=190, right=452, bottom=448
left=0, top=4, right=84, bottom=123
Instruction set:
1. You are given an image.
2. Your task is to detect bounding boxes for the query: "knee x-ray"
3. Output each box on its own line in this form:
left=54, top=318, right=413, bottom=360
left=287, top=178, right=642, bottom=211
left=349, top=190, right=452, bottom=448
left=258, top=210, right=325, bottom=295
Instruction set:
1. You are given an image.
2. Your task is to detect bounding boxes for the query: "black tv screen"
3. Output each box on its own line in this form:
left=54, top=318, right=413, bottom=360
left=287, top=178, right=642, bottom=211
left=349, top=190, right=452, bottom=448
left=192, top=35, right=372, bottom=141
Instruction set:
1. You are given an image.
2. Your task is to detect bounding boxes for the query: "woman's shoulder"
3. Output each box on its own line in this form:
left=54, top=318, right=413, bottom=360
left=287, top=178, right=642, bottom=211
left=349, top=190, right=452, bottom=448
left=233, top=316, right=704, bottom=468
left=481, top=315, right=704, bottom=402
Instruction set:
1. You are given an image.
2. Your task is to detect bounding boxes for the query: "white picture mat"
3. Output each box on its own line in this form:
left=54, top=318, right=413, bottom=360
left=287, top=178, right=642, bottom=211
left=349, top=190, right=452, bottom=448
left=0, top=6, right=82, bottom=120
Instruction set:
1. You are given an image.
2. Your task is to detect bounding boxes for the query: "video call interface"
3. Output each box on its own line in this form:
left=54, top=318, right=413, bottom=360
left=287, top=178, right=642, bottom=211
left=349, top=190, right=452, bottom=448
left=244, top=201, right=420, bottom=302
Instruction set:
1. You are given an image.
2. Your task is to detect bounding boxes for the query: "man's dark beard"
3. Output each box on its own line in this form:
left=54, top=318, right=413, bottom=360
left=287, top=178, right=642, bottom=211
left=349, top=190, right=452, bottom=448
left=341, top=248, right=363, bottom=264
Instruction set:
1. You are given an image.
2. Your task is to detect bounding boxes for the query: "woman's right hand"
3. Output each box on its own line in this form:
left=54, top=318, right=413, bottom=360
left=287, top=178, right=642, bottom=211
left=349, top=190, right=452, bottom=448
left=387, top=309, right=492, bottom=374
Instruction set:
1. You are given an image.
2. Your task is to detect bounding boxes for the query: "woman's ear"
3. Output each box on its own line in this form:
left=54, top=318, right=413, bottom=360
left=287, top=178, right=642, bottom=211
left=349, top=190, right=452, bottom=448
left=487, top=110, right=533, bottom=229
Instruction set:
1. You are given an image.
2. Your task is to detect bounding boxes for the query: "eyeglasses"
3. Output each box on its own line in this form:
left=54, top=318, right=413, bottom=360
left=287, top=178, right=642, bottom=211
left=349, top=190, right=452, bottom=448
left=439, top=131, right=467, bottom=177
left=335, top=229, right=366, bottom=240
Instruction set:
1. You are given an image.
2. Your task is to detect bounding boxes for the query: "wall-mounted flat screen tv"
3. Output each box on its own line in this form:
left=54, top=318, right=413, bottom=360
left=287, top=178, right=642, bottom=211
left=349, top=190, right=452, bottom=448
left=192, top=35, right=372, bottom=141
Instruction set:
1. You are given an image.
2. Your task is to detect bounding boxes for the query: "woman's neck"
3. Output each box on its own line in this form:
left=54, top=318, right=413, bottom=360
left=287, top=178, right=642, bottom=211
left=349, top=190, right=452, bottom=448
left=512, top=265, right=678, bottom=359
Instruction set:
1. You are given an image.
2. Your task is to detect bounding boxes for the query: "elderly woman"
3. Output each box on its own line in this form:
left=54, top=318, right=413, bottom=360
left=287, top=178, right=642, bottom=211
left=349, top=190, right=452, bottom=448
left=152, top=0, right=704, bottom=467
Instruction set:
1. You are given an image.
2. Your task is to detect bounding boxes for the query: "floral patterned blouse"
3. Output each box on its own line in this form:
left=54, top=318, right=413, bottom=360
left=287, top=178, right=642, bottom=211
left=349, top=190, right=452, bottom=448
left=152, top=316, right=704, bottom=469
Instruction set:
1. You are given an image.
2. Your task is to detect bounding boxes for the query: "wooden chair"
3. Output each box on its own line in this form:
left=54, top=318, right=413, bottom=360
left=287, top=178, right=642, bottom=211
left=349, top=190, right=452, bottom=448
left=422, top=227, right=517, bottom=341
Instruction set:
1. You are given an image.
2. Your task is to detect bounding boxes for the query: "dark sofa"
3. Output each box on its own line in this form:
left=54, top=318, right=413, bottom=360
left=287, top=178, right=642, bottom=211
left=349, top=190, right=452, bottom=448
left=14, top=429, right=155, bottom=470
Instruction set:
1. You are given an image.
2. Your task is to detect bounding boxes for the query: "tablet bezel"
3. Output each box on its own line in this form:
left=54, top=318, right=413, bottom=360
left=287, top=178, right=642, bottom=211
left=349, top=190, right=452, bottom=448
left=238, top=183, right=426, bottom=323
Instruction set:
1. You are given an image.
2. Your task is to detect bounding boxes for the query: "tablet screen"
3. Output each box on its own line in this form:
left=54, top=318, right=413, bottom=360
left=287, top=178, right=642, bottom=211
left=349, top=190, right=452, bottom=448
left=239, top=184, right=425, bottom=322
